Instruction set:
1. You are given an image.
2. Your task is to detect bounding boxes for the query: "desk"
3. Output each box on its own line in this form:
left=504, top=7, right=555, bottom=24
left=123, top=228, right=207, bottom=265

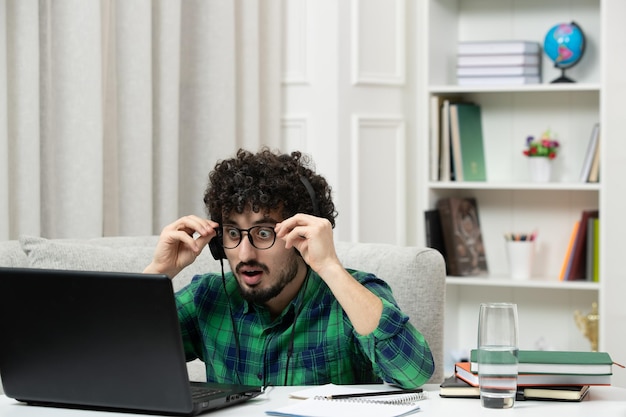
left=1, top=384, right=625, bottom=416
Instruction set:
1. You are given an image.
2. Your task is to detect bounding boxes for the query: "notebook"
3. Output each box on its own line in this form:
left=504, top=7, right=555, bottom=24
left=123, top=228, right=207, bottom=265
left=0, top=266, right=262, bottom=416
left=267, top=384, right=426, bottom=417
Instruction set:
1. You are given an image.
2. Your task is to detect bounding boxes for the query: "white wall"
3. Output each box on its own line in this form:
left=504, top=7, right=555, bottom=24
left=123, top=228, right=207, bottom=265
left=281, top=0, right=416, bottom=246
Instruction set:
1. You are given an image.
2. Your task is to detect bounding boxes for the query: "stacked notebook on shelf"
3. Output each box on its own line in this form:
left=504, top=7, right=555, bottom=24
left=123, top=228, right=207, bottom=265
left=456, top=40, right=542, bottom=86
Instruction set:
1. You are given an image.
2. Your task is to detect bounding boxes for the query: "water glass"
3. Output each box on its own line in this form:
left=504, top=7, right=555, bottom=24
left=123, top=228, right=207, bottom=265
left=477, top=302, right=519, bottom=409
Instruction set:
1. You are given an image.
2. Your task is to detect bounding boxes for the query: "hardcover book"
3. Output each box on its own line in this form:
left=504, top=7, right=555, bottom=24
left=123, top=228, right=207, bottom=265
left=588, top=131, right=601, bottom=183
left=567, top=210, right=600, bottom=280
left=429, top=95, right=444, bottom=181
left=439, top=375, right=480, bottom=398
left=469, top=349, right=614, bottom=375
left=457, top=54, right=540, bottom=67
left=522, top=385, right=590, bottom=402
left=579, top=123, right=600, bottom=182
left=424, top=209, right=448, bottom=268
left=455, top=361, right=611, bottom=387
left=591, top=217, right=600, bottom=282
left=449, top=103, right=487, bottom=181
left=439, top=99, right=452, bottom=181
left=457, top=40, right=541, bottom=55
left=559, top=220, right=580, bottom=281
left=456, top=66, right=540, bottom=77
left=439, top=374, right=590, bottom=402
left=436, top=197, right=488, bottom=276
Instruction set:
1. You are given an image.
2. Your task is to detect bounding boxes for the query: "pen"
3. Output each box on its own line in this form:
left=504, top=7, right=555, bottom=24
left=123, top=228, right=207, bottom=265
left=324, top=388, right=423, bottom=400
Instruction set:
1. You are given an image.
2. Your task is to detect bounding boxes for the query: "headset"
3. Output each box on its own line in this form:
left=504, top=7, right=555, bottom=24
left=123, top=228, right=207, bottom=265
left=208, top=175, right=320, bottom=260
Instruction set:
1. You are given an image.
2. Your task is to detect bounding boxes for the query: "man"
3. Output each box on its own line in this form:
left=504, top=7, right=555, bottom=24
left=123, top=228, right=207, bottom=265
left=144, top=148, right=434, bottom=388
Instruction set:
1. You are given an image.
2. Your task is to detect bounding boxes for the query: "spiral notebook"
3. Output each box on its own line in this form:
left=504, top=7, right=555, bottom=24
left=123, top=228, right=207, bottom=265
left=266, top=384, right=426, bottom=417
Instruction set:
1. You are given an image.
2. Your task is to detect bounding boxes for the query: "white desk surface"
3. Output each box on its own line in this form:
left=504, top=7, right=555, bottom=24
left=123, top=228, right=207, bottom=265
left=1, top=384, right=625, bottom=416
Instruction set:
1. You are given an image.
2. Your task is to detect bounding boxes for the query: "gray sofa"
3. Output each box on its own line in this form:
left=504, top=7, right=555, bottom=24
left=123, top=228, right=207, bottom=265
left=0, top=235, right=445, bottom=392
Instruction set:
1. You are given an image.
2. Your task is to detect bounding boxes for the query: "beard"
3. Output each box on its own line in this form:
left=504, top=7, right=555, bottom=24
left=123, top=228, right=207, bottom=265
left=233, top=252, right=301, bottom=304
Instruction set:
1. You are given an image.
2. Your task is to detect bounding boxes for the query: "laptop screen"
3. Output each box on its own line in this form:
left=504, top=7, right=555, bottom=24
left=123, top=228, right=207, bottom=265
left=0, top=267, right=261, bottom=415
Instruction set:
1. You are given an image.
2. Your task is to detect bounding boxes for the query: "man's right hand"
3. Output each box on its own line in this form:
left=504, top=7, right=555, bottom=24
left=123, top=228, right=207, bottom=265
left=143, top=215, right=219, bottom=278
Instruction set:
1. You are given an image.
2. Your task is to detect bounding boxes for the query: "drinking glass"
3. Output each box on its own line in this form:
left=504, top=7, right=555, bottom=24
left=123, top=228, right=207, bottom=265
left=477, top=302, right=519, bottom=409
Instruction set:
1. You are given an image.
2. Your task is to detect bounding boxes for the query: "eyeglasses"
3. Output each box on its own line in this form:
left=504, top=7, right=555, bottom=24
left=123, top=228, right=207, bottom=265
left=220, top=225, right=277, bottom=250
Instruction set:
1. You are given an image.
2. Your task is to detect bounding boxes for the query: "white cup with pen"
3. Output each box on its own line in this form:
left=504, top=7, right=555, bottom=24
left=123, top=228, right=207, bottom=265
left=504, top=231, right=537, bottom=280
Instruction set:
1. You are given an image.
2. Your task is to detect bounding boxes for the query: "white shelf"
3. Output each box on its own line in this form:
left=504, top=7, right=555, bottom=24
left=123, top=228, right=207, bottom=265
left=429, top=83, right=601, bottom=94
left=446, top=276, right=599, bottom=291
left=428, top=182, right=600, bottom=191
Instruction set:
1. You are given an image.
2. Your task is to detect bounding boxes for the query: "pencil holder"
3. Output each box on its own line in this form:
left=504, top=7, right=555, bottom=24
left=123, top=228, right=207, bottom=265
left=506, top=241, right=534, bottom=280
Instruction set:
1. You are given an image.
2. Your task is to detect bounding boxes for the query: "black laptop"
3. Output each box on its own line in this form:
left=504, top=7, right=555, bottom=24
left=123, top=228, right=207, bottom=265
left=0, top=267, right=262, bottom=416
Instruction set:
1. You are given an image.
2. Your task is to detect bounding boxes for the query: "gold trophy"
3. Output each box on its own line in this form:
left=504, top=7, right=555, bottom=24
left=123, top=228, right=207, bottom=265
left=574, top=302, right=599, bottom=351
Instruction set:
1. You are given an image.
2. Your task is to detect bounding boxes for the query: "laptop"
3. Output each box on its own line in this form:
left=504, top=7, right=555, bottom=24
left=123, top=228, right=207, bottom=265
left=0, top=267, right=262, bottom=416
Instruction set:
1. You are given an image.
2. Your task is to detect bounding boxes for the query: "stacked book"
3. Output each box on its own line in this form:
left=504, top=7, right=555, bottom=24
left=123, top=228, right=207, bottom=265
left=440, top=376, right=591, bottom=401
left=456, top=40, right=542, bottom=86
left=441, top=349, right=615, bottom=402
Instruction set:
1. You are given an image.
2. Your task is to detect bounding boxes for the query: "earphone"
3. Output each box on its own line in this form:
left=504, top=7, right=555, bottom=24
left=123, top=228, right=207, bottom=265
left=209, top=230, right=227, bottom=260
left=208, top=175, right=320, bottom=260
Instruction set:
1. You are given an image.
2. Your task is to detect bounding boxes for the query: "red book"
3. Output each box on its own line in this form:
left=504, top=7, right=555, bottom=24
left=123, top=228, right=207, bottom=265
left=454, top=361, right=611, bottom=387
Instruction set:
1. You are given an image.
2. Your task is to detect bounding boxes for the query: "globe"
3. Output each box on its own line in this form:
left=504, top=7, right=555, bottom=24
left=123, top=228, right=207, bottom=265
left=543, top=22, right=585, bottom=83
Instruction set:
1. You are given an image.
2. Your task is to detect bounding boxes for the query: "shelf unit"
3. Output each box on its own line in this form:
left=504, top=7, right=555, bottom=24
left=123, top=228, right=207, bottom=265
left=416, top=0, right=609, bottom=375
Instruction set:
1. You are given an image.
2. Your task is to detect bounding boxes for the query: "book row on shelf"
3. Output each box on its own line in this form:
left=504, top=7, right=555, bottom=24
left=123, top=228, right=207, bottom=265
left=429, top=96, right=601, bottom=185
left=456, top=40, right=542, bottom=86
left=429, top=97, right=487, bottom=183
left=440, top=349, right=618, bottom=402
left=424, top=197, right=600, bottom=282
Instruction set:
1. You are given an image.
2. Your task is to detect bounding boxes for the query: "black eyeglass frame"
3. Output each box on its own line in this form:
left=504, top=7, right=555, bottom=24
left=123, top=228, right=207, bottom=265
left=219, top=225, right=277, bottom=250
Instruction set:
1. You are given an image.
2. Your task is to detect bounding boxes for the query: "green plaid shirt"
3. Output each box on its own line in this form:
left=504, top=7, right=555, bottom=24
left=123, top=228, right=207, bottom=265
left=175, top=268, right=434, bottom=388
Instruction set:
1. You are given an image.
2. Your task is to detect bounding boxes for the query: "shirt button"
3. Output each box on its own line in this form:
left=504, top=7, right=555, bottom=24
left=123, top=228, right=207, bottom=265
left=257, top=373, right=263, bottom=381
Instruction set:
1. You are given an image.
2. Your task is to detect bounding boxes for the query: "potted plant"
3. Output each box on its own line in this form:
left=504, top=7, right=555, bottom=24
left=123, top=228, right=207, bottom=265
left=523, top=130, right=560, bottom=181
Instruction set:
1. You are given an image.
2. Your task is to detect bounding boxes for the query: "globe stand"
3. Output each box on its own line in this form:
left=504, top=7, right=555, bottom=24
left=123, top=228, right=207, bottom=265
left=550, top=67, right=575, bottom=83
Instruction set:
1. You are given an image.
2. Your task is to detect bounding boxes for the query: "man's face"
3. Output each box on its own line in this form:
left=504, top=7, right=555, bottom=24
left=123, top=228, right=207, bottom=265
left=222, top=208, right=304, bottom=305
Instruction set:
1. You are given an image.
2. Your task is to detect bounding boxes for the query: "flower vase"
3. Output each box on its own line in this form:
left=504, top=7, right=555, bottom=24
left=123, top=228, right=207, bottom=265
left=529, top=157, right=552, bottom=182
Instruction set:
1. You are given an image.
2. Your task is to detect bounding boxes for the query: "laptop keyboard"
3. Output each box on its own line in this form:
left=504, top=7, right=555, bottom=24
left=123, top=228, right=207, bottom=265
left=190, top=385, right=223, bottom=401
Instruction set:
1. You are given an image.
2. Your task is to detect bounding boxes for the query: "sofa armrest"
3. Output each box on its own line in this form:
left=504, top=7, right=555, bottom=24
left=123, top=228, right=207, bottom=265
left=335, top=242, right=446, bottom=384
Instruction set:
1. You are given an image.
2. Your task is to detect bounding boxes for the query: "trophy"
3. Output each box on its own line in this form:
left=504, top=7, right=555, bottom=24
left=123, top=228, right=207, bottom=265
left=574, top=302, right=599, bottom=351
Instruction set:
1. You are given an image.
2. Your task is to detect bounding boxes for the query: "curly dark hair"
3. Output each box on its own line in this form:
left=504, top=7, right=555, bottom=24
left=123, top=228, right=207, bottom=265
left=204, top=148, right=337, bottom=227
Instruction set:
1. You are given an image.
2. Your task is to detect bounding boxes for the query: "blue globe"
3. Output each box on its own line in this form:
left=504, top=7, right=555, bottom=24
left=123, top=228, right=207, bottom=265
left=544, top=22, right=585, bottom=69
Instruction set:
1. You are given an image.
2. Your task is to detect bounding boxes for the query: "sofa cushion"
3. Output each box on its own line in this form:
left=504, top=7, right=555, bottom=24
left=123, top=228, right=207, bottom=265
left=20, top=235, right=159, bottom=273
left=18, top=235, right=226, bottom=292
left=0, top=240, right=28, bottom=267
